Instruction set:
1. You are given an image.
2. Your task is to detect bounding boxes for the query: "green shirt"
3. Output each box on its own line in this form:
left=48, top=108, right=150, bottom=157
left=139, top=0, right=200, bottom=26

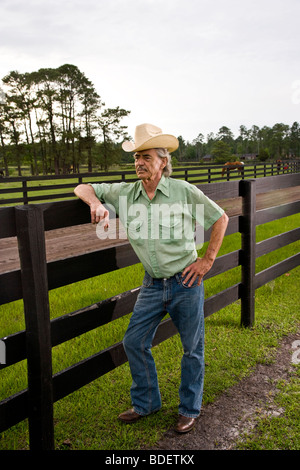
left=91, top=175, right=224, bottom=278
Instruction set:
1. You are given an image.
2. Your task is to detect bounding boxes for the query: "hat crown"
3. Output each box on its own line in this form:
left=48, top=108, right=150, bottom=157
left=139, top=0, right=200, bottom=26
left=122, top=123, right=179, bottom=153
left=135, top=123, right=162, bottom=146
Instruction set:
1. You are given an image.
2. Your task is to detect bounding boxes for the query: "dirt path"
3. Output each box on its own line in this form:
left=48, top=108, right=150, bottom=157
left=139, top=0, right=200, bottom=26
left=0, top=186, right=299, bottom=274
left=147, top=330, right=300, bottom=451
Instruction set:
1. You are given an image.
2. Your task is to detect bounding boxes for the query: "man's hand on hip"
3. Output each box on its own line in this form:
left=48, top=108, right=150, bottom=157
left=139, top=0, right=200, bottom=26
left=181, top=257, right=213, bottom=287
left=182, top=213, right=228, bottom=287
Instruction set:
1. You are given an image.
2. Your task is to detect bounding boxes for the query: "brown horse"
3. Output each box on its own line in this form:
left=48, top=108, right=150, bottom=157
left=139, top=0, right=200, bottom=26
left=276, top=159, right=282, bottom=171
left=222, top=161, right=244, bottom=177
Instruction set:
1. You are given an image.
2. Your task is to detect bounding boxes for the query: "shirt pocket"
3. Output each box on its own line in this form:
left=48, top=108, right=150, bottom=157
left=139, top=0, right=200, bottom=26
left=127, top=218, right=146, bottom=246
left=158, top=215, right=183, bottom=244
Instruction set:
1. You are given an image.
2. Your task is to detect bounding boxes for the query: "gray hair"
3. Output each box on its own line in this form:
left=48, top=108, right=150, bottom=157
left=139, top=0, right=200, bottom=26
left=155, top=148, right=172, bottom=177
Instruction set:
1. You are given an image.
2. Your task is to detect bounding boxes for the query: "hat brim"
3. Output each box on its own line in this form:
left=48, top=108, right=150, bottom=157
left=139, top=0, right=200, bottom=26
left=122, top=134, right=179, bottom=153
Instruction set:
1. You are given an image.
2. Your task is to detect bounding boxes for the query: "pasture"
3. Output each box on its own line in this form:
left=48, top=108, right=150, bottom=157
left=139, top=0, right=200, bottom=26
left=0, top=160, right=298, bottom=206
left=0, top=211, right=299, bottom=450
left=0, top=168, right=299, bottom=450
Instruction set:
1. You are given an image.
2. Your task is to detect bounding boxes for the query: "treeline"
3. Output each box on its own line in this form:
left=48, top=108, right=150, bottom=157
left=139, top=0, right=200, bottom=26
left=0, top=64, right=300, bottom=176
left=0, top=64, right=130, bottom=176
left=173, top=123, right=300, bottom=164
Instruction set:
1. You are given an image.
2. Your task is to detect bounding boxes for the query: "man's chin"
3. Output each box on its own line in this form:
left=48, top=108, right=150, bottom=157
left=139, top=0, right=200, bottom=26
left=137, top=172, right=149, bottom=180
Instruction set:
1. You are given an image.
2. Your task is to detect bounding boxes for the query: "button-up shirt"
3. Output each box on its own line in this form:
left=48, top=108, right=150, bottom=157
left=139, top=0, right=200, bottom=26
left=91, top=175, right=224, bottom=278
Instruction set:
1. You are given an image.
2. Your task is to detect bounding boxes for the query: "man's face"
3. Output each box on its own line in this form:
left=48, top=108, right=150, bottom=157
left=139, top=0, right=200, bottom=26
left=134, top=149, right=166, bottom=181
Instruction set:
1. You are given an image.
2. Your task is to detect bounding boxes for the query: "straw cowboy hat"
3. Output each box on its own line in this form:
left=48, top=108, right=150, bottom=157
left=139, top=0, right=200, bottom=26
left=122, top=123, right=179, bottom=153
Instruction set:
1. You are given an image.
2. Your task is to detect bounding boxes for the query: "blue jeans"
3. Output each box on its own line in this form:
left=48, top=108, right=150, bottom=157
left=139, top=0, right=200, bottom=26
left=123, top=271, right=205, bottom=418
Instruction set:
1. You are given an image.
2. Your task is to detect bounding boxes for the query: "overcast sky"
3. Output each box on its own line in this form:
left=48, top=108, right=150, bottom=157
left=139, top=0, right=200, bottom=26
left=1, top=0, right=299, bottom=142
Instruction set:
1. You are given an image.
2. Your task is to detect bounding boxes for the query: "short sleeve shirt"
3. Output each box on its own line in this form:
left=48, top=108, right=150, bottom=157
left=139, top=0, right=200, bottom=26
left=91, top=175, right=224, bottom=278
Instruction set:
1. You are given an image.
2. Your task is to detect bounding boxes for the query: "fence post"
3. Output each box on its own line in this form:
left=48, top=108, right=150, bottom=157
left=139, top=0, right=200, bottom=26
left=240, top=179, right=256, bottom=327
left=15, top=205, right=54, bottom=450
left=22, top=180, right=28, bottom=205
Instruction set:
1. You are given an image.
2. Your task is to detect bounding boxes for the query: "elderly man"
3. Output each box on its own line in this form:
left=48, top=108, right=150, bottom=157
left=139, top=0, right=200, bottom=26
left=74, top=123, right=228, bottom=433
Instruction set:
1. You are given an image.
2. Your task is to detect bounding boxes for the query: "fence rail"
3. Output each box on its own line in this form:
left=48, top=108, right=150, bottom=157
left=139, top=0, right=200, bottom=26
left=0, top=160, right=299, bottom=206
left=0, top=172, right=299, bottom=450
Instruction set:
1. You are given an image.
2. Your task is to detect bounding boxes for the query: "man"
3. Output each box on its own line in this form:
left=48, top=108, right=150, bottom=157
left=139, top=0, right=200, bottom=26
left=74, top=123, right=228, bottom=433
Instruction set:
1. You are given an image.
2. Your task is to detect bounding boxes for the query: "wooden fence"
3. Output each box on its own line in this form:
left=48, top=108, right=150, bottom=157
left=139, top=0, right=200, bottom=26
left=0, top=160, right=299, bottom=206
left=0, top=173, right=299, bottom=450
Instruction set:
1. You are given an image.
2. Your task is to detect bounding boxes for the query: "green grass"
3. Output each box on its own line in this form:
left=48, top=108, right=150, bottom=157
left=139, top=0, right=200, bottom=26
left=0, top=163, right=291, bottom=206
left=0, top=175, right=115, bottom=206
left=236, top=367, right=300, bottom=450
left=0, top=214, right=299, bottom=450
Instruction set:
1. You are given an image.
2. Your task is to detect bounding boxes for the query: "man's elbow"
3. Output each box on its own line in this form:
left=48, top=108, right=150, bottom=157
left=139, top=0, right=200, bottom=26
left=222, top=212, right=229, bottom=226
left=215, top=212, right=229, bottom=232
left=74, top=184, right=85, bottom=197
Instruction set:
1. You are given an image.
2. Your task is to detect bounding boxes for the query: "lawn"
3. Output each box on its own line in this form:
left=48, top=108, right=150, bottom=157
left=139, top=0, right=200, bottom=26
left=0, top=213, right=299, bottom=450
left=0, top=162, right=286, bottom=206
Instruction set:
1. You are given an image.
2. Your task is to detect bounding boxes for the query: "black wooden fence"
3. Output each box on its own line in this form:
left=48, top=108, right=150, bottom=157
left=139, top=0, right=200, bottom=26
left=0, top=173, right=299, bottom=450
left=1, top=160, right=299, bottom=206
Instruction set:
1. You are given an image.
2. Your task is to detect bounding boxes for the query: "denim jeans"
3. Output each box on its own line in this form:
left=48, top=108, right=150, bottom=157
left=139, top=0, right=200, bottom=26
left=123, top=271, right=205, bottom=418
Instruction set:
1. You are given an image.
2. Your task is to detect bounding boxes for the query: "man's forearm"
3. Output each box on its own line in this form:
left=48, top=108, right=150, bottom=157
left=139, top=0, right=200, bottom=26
left=203, top=212, right=229, bottom=264
left=74, top=184, right=101, bottom=206
left=74, top=184, right=109, bottom=225
left=182, top=212, right=229, bottom=286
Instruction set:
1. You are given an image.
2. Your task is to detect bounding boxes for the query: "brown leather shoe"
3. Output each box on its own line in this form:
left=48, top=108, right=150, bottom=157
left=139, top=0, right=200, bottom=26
left=175, top=414, right=197, bottom=433
left=118, top=408, right=143, bottom=423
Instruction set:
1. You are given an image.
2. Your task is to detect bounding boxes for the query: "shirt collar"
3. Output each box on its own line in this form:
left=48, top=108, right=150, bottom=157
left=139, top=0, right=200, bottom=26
left=157, top=174, right=170, bottom=197
left=133, top=174, right=170, bottom=201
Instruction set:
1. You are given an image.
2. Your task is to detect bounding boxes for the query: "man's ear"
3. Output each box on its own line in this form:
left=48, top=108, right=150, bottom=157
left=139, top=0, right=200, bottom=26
left=161, top=157, right=167, bottom=169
